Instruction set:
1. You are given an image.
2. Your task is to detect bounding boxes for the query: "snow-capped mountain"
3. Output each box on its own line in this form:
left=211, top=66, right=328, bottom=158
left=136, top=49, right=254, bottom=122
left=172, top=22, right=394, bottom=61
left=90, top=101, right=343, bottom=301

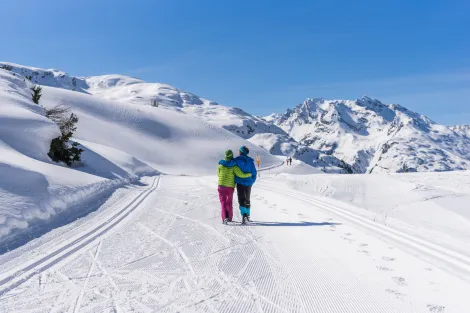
left=268, top=97, right=470, bottom=173
left=450, top=125, right=470, bottom=137
left=3, top=62, right=469, bottom=174
left=0, top=62, right=347, bottom=172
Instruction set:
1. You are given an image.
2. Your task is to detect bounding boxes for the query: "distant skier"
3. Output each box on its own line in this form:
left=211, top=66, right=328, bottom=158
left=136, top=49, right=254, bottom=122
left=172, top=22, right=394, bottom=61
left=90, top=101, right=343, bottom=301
left=218, top=150, right=252, bottom=224
left=219, top=146, right=257, bottom=224
left=289, top=157, right=293, bottom=165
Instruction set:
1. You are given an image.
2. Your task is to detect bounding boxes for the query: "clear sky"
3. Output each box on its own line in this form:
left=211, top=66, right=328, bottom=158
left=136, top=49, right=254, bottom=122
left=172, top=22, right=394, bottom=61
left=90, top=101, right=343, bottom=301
left=2, top=0, right=469, bottom=125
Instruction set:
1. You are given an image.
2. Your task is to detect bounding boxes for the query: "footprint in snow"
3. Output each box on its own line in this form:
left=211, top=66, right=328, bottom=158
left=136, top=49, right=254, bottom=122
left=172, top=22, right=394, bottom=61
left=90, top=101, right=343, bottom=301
left=392, top=277, right=407, bottom=286
left=427, top=304, right=445, bottom=312
left=359, top=243, right=368, bottom=247
left=341, top=237, right=355, bottom=243
left=385, top=289, right=405, bottom=298
left=382, top=256, right=395, bottom=262
left=344, top=232, right=352, bottom=236
left=357, top=249, right=369, bottom=254
left=377, top=266, right=394, bottom=272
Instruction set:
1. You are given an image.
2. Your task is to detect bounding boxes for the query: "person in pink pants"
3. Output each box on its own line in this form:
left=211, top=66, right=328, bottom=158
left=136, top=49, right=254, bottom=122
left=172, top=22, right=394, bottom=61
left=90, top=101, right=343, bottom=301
left=218, top=186, right=235, bottom=221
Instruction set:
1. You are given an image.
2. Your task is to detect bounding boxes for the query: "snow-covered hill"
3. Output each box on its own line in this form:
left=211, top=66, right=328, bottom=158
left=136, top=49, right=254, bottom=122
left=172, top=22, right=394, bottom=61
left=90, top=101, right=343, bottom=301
left=0, top=65, right=280, bottom=242
left=3, top=62, right=470, bottom=175
left=451, top=125, right=470, bottom=137
left=2, top=62, right=470, bottom=312
left=0, top=62, right=347, bottom=172
left=268, top=97, right=470, bottom=173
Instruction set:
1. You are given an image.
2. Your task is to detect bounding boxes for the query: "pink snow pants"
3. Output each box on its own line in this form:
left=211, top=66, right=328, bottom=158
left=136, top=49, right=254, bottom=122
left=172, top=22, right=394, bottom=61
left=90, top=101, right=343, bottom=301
left=218, top=186, right=234, bottom=221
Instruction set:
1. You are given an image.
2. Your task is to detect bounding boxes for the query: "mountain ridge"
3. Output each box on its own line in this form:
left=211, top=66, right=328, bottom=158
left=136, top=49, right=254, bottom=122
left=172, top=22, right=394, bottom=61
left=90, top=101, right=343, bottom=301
left=2, top=61, right=469, bottom=174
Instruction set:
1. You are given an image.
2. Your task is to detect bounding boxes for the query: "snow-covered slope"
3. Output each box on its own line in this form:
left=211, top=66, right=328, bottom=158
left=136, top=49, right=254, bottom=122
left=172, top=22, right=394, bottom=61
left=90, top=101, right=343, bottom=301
left=0, top=66, right=280, bottom=242
left=2, top=63, right=470, bottom=312
left=0, top=70, right=126, bottom=241
left=3, top=62, right=469, bottom=175
left=0, top=62, right=349, bottom=172
left=451, top=125, right=470, bottom=137
left=269, top=97, right=470, bottom=173
left=40, top=85, right=279, bottom=175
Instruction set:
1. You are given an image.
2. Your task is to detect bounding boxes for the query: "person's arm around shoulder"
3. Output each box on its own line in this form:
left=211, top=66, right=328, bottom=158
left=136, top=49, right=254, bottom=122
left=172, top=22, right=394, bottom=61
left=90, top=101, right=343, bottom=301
left=219, top=159, right=237, bottom=167
left=233, top=166, right=251, bottom=178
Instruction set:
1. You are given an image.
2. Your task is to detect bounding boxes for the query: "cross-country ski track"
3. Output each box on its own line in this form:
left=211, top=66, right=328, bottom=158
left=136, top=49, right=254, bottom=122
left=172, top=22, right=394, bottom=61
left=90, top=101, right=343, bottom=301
left=0, top=175, right=468, bottom=313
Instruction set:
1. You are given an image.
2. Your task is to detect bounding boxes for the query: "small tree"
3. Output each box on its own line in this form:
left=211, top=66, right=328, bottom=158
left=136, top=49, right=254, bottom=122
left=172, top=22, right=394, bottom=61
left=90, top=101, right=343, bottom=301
left=31, top=85, right=42, bottom=104
left=46, top=104, right=84, bottom=166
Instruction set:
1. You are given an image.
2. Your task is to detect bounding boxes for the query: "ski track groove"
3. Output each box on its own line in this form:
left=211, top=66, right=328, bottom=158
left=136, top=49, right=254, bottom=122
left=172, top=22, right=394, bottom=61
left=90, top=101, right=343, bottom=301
left=94, top=250, right=124, bottom=313
left=257, top=183, right=470, bottom=282
left=72, top=240, right=102, bottom=313
left=0, top=175, right=161, bottom=297
left=154, top=207, right=231, bottom=245
left=137, top=222, right=196, bottom=279
left=138, top=221, right=222, bottom=313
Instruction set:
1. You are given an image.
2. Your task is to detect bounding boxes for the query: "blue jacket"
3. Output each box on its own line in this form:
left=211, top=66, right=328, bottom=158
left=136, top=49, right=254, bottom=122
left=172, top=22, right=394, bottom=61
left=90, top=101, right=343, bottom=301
left=219, top=155, right=257, bottom=186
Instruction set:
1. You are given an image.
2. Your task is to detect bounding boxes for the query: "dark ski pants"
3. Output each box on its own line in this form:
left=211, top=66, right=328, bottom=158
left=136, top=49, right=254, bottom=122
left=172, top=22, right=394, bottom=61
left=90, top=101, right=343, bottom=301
left=236, top=184, right=252, bottom=216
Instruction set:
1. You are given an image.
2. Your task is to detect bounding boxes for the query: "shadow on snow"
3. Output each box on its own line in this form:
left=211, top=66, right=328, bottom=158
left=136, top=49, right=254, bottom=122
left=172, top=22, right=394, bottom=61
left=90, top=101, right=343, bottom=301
left=237, top=221, right=341, bottom=227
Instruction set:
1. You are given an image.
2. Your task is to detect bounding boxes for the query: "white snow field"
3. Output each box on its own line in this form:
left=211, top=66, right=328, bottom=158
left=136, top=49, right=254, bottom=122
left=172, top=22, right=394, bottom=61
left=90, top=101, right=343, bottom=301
left=0, top=68, right=279, bottom=246
left=0, top=172, right=469, bottom=313
left=1, top=63, right=470, bottom=312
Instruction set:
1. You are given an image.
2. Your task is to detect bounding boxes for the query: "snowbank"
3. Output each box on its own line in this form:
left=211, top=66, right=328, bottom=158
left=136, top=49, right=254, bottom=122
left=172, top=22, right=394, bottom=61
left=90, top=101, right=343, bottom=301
left=0, top=70, right=137, bottom=240
left=264, top=170, right=470, bottom=254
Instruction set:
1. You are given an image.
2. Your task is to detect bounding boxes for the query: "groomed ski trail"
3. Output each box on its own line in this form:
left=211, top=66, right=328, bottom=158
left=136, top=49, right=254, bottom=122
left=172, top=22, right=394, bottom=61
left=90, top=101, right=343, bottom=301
left=1, top=175, right=469, bottom=312
left=0, top=176, right=161, bottom=297
left=256, top=182, right=470, bottom=283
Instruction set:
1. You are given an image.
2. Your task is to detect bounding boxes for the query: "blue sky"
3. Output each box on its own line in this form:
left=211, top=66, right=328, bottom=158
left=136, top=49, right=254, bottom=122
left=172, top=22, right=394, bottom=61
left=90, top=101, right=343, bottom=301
left=1, top=0, right=469, bottom=124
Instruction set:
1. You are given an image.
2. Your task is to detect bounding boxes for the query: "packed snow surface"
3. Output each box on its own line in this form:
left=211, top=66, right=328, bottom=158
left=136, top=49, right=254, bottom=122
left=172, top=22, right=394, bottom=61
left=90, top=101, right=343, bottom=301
left=1, top=62, right=470, bottom=312
left=0, top=171, right=469, bottom=312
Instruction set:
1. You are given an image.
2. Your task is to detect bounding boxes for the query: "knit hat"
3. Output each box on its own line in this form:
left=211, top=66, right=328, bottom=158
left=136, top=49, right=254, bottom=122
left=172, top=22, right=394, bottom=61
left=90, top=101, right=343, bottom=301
left=239, top=146, right=249, bottom=156
left=225, top=150, right=234, bottom=160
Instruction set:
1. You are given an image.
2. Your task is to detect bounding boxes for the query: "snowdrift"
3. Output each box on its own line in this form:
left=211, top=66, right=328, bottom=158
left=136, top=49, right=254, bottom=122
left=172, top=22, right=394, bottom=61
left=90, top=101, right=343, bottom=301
left=264, top=169, right=470, bottom=253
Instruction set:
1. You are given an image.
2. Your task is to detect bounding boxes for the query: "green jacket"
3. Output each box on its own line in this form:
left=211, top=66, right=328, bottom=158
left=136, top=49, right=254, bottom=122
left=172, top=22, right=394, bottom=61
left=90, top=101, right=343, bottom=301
left=218, top=164, right=251, bottom=188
